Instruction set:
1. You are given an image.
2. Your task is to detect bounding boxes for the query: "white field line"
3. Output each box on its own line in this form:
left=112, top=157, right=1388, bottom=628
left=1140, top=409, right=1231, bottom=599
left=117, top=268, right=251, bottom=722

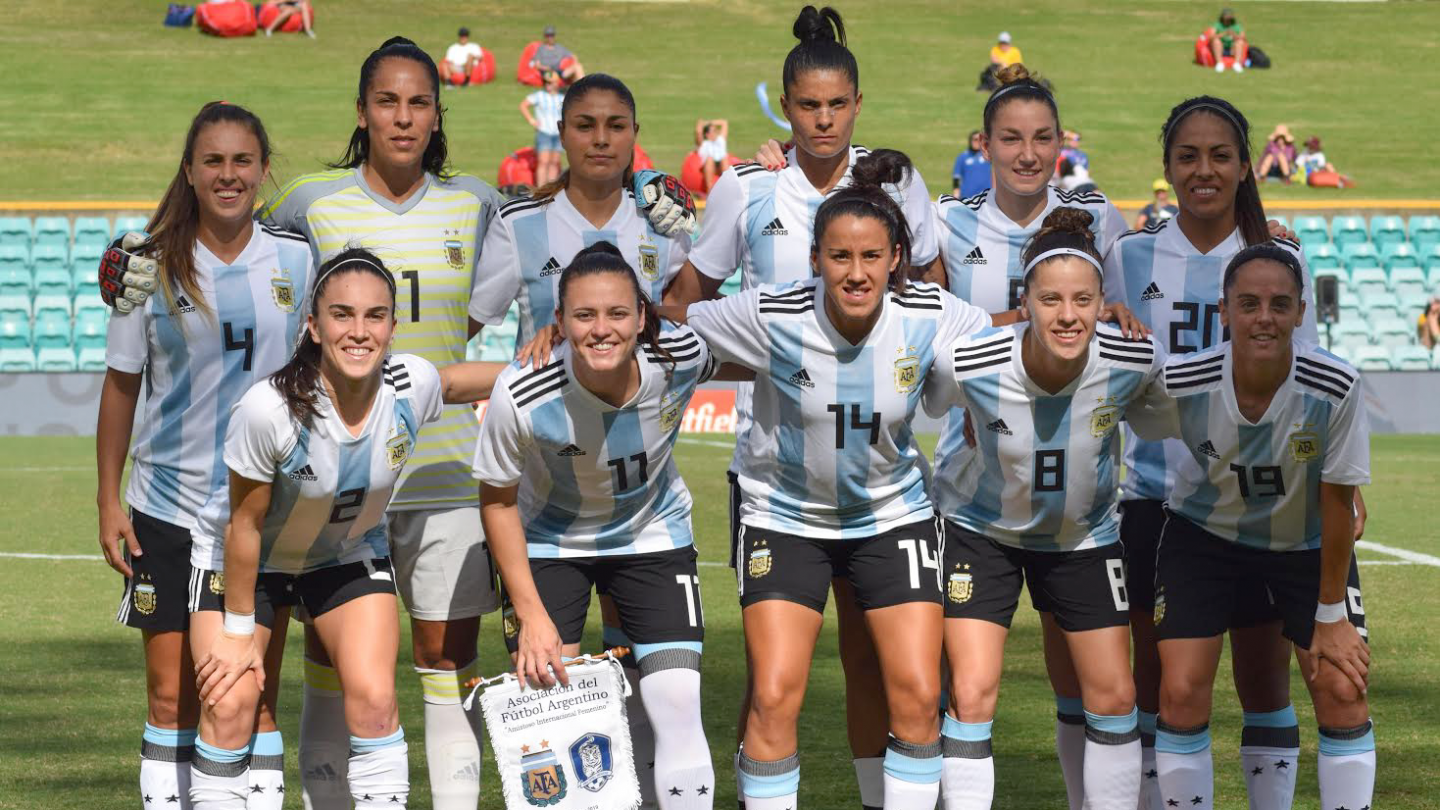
left=0, top=466, right=90, bottom=473
left=1355, top=540, right=1440, bottom=568
left=676, top=437, right=736, bottom=450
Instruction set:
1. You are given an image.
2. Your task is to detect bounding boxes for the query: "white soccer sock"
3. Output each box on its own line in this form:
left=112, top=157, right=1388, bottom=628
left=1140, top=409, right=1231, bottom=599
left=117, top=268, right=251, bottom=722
left=611, top=627, right=660, bottom=809
left=299, top=659, right=350, bottom=810
left=738, top=752, right=798, bottom=810
left=141, top=724, right=196, bottom=810
left=882, top=736, right=941, bottom=809
left=853, top=756, right=884, bottom=810
left=1056, top=696, right=1086, bottom=810
left=734, top=749, right=746, bottom=810
left=1138, top=711, right=1162, bottom=810
left=190, top=739, right=251, bottom=810
left=1318, top=721, right=1375, bottom=810
left=1155, top=721, right=1212, bottom=810
left=349, top=729, right=409, bottom=809
left=416, top=660, right=482, bottom=809
left=247, top=731, right=285, bottom=810
left=1240, top=706, right=1299, bottom=810
left=1083, top=709, right=1141, bottom=809
left=638, top=648, right=715, bottom=809
left=940, top=714, right=994, bottom=810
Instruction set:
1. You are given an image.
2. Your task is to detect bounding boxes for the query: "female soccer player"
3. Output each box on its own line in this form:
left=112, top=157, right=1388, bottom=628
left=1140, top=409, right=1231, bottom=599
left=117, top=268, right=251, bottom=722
left=186, top=249, right=504, bottom=810
left=1103, top=95, right=1325, bottom=810
left=668, top=152, right=992, bottom=810
left=476, top=242, right=717, bottom=809
left=96, top=101, right=312, bottom=810
left=923, top=208, right=1165, bottom=810
left=663, top=10, right=942, bottom=803
left=1127, top=244, right=1373, bottom=810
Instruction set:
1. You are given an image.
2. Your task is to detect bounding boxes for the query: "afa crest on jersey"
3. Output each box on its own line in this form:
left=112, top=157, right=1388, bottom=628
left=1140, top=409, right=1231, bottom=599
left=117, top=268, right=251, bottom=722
left=208, top=571, right=225, bottom=595
left=1288, top=430, right=1319, bottom=463
left=947, top=564, right=973, bottom=604
left=386, top=426, right=411, bottom=471
left=659, top=390, right=682, bottom=433
left=520, top=745, right=568, bottom=806
left=894, top=348, right=920, bottom=394
left=270, top=269, right=296, bottom=313
left=445, top=239, right=466, bottom=270
left=747, top=541, right=772, bottom=579
left=638, top=238, right=660, bottom=282
left=1090, top=405, right=1120, bottom=439
left=134, top=575, right=157, bottom=615
left=569, top=733, right=615, bottom=792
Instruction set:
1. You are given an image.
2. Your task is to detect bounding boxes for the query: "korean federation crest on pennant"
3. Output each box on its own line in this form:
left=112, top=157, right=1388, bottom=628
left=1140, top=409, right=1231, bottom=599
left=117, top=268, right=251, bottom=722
left=569, top=733, right=615, bottom=792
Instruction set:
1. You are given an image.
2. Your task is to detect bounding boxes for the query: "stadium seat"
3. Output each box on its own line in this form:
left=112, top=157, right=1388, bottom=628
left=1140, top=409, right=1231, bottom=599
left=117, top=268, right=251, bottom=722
left=77, top=345, right=107, bottom=372
left=0, top=306, right=30, bottom=349
left=0, top=346, right=36, bottom=372
left=1337, top=302, right=1362, bottom=325
left=1393, top=345, right=1433, bottom=371
left=1361, top=290, right=1401, bottom=323
left=1352, top=346, right=1393, bottom=371
left=1409, top=215, right=1440, bottom=255
left=33, top=267, right=71, bottom=299
left=1342, top=242, right=1381, bottom=274
left=73, top=283, right=101, bottom=307
left=1382, top=243, right=1421, bottom=274
left=36, top=346, right=77, bottom=372
left=72, top=217, right=111, bottom=245
left=1349, top=267, right=1389, bottom=299
left=114, top=216, right=149, bottom=238
left=1369, top=215, right=1406, bottom=254
left=73, top=306, right=107, bottom=346
left=0, top=245, right=30, bottom=297
left=0, top=217, right=31, bottom=247
left=30, top=243, right=68, bottom=273
left=1391, top=267, right=1429, bottom=300
left=1304, top=243, right=1343, bottom=273
left=33, top=302, right=72, bottom=348
left=70, top=241, right=105, bottom=289
left=32, top=216, right=70, bottom=249
left=1326, top=344, right=1354, bottom=366
left=1371, top=318, right=1413, bottom=350
left=1293, top=215, right=1329, bottom=246
left=1331, top=216, right=1368, bottom=251
left=1333, top=320, right=1372, bottom=353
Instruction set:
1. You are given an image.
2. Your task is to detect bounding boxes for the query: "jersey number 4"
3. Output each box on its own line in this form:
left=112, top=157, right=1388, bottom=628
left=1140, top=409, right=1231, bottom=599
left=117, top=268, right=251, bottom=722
left=223, top=322, right=254, bottom=372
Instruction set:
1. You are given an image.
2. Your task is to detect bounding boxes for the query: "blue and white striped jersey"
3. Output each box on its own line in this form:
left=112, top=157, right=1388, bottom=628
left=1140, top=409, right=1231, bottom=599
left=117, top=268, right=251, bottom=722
left=471, top=324, right=717, bottom=558
left=106, top=226, right=314, bottom=531
left=1104, top=222, right=1319, bottom=502
left=1128, top=341, right=1369, bottom=552
left=688, top=280, right=991, bottom=539
left=525, top=89, right=564, bottom=136
left=202, top=354, right=445, bottom=573
left=469, top=189, right=690, bottom=349
left=923, top=322, right=1167, bottom=552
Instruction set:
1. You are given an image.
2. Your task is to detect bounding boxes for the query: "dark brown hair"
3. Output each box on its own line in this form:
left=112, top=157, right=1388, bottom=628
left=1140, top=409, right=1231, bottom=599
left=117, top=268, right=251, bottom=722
left=1020, top=206, right=1103, bottom=291
left=330, top=36, right=450, bottom=179
left=983, top=64, right=1058, bottom=136
left=783, top=6, right=857, bottom=94
left=556, top=241, right=673, bottom=370
left=1222, top=242, right=1304, bottom=296
left=1160, top=96, right=1269, bottom=247
left=812, top=149, right=915, bottom=293
left=531, top=74, right=638, bottom=203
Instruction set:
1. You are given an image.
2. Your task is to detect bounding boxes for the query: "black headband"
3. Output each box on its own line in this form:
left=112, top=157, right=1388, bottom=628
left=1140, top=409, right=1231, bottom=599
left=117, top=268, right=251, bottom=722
left=983, top=81, right=1055, bottom=118
left=1223, top=243, right=1304, bottom=292
left=1164, top=102, right=1245, bottom=147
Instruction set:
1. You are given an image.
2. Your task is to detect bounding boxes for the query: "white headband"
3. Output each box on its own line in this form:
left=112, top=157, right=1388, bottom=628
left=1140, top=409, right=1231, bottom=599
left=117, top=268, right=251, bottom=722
left=1022, top=247, right=1103, bottom=277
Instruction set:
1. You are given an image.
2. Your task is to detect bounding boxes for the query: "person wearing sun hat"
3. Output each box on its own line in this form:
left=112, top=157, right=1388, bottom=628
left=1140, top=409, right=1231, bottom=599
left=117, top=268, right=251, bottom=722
left=1256, top=124, right=1296, bottom=183
left=1136, top=178, right=1179, bottom=228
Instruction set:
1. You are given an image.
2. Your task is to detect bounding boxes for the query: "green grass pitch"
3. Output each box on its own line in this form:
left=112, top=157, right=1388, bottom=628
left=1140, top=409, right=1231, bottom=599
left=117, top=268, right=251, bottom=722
left=2, top=434, right=1438, bottom=808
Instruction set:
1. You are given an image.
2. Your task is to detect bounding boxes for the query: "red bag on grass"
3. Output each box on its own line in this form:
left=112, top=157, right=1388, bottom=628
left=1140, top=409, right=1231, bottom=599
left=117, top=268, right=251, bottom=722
left=196, top=1, right=257, bottom=37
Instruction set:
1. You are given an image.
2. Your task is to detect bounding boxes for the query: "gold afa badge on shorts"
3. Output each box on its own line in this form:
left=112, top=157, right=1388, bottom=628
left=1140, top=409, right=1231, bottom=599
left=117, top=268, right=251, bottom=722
left=503, top=607, right=519, bottom=640
left=747, top=539, right=772, bottom=579
left=133, top=574, right=157, bottom=615
left=947, top=563, right=973, bottom=604
left=1153, top=588, right=1166, bottom=625
left=209, top=571, right=225, bottom=595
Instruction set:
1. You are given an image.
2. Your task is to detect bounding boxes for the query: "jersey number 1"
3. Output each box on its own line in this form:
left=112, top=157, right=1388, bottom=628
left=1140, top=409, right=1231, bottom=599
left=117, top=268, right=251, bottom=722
left=827, top=404, right=881, bottom=450
left=607, top=452, right=649, bottom=491
left=400, top=270, right=421, bottom=323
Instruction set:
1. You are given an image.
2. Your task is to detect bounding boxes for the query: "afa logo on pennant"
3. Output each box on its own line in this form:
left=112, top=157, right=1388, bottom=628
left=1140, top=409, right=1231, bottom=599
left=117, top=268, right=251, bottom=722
left=520, top=745, right=568, bottom=806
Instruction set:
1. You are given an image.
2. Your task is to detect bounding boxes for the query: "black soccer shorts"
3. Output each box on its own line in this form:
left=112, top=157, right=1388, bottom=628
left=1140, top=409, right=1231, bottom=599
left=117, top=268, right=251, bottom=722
left=192, top=558, right=397, bottom=626
left=116, top=510, right=193, bottom=632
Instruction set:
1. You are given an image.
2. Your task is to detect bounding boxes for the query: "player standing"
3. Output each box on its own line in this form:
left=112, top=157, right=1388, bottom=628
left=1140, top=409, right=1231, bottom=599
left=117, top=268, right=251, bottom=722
left=663, top=10, right=941, bottom=806
left=923, top=208, right=1165, bottom=810
left=1127, top=244, right=1374, bottom=810
left=96, top=101, right=312, bottom=810
left=185, top=249, right=504, bottom=810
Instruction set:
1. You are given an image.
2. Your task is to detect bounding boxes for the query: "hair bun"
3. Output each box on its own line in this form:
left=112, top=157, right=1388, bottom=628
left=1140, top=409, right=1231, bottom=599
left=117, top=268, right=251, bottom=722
left=575, top=240, right=624, bottom=260
left=1040, top=206, right=1094, bottom=235
left=850, top=148, right=913, bottom=192
left=380, top=35, right=416, bottom=49
left=995, top=63, right=1033, bottom=86
left=792, top=5, right=845, bottom=46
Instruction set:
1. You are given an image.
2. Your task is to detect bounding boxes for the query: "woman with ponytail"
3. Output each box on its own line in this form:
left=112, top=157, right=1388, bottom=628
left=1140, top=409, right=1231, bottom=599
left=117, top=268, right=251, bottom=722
left=187, top=249, right=503, bottom=810
left=95, top=101, right=313, bottom=810
left=924, top=207, right=1168, bottom=810
left=666, top=151, right=995, bottom=810
left=475, top=241, right=721, bottom=810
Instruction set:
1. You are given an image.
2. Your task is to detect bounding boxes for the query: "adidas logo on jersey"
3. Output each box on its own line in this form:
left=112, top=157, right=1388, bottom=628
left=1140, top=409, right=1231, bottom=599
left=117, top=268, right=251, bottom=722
left=539, top=257, right=563, bottom=277
left=1196, top=440, right=1221, bottom=459
left=962, top=246, right=987, bottom=265
left=557, top=444, right=587, bottom=457
left=761, top=218, right=789, bottom=236
left=174, top=294, right=197, bottom=314
left=1141, top=282, right=1165, bottom=301
left=986, top=419, right=1013, bottom=435
left=788, top=368, right=815, bottom=388
left=288, top=464, right=318, bottom=482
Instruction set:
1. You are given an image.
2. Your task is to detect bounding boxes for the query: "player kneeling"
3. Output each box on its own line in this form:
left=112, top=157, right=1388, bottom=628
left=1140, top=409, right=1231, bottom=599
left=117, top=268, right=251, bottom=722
left=188, top=250, right=504, bottom=810
left=1129, top=244, right=1374, bottom=810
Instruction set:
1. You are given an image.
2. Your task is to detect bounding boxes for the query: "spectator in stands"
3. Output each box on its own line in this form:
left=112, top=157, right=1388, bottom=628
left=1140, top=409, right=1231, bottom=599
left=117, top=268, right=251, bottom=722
left=1419, top=297, right=1440, bottom=350
left=951, top=129, right=991, bottom=198
left=521, top=70, right=565, bottom=187
left=1297, top=136, right=1355, bottom=188
left=695, top=118, right=729, bottom=193
left=991, top=31, right=1023, bottom=67
left=1060, top=129, right=1089, bottom=170
left=1255, top=124, right=1296, bottom=184
left=531, top=25, right=585, bottom=82
left=1136, top=179, right=1178, bottom=228
left=1057, top=157, right=1097, bottom=194
left=263, top=0, right=313, bottom=38
left=1209, top=7, right=1247, bottom=72
left=444, top=27, right=484, bottom=85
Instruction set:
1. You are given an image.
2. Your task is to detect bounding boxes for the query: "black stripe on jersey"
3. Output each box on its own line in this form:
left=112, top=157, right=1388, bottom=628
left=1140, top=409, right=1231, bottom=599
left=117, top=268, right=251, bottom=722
left=758, top=289, right=815, bottom=313
left=511, top=361, right=566, bottom=401
left=499, top=198, right=547, bottom=219
left=1096, top=328, right=1153, bottom=345
left=960, top=190, right=988, bottom=210
left=1170, top=353, right=1226, bottom=373
left=1274, top=236, right=1301, bottom=253
left=952, top=334, right=1014, bottom=358
left=759, top=302, right=815, bottom=314
left=953, top=356, right=1010, bottom=375
left=1296, top=356, right=1354, bottom=388
left=1296, top=373, right=1347, bottom=401
left=891, top=297, right=943, bottom=311
left=1097, top=335, right=1154, bottom=352
left=1167, top=362, right=1224, bottom=383
left=853, top=144, right=870, bottom=155
left=1167, top=373, right=1221, bottom=390
left=1099, top=351, right=1155, bottom=366
left=260, top=224, right=308, bottom=243
left=514, top=377, right=569, bottom=408
left=734, top=163, right=768, bottom=178
left=759, top=286, right=812, bottom=301
left=938, top=194, right=958, bottom=205
left=1116, top=219, right=1169, bottom=244
left=1055, top=188, right=1105, bottom=203
left=699, top=352, right=719, bottom=383
left=653, top=339, right=701, bottom=356
left=648, top=348, right=701, bottom=364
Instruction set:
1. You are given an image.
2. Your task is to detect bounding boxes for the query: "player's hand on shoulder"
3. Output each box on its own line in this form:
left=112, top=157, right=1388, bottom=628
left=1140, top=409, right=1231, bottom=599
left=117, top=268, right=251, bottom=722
left=634, top=170, right=697, bottom=238
left=1266, top=219, right=1298, bottom=243
left=516, top=324, right=562, bottom=370
left=99, top=232, right=160, bottom=313
left=754, top=138, right=790, bottom=170
left=1099, top=301, right=1151, bottom=339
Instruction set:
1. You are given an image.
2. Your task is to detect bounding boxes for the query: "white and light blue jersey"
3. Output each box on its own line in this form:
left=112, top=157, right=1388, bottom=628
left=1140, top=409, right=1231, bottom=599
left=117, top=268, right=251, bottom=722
left=525, top=90, right=564, bottom=136
left=1104, top=222, right=1319, bottom=502
left=924, top=322, right=1166, bottom=552
left=471, top=324, right=716, bottom=558
left=204, top=354, right=445, bottom=573
left=106, top=225, right=314, bottom=531
left=470, top=188, right=689, bottom=349
left=1129, top=341, right=1368, bottom=551
left=688, top=280, right=990, bottom=539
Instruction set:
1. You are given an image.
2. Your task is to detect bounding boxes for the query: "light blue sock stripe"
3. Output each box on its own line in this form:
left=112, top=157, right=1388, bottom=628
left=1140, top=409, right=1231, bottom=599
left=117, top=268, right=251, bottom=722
left=1243, top=706, right=1298, bottom=728
left=1319, top=729, right=1376, bottom=756
left=143, top=724, right=197, bottom=747
left=633, top=640, right=704, bottom=660
left=883, top=746, right=943, bottom=784
left=941, top=714, right=993, bottom=742
left=1086, top=708, right=1139, bottom=735
left=741, top=768, right=800, bottom=798
left=602, top=626, right=632, bottom=647
left=1155, top=727, right=1211, bottom=755
left=1056, top=695, right=1084, bottom=715
left=250, top=731, right=283, bottom=756
left=1138, top=711, right=1159, bottom=736
left=195, top=739, right=250, bottom=763
left=350, top=728, right=405, bottom=754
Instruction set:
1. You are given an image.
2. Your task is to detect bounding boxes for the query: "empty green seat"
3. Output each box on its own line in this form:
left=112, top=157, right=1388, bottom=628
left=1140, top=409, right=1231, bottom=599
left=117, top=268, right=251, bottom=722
left=32, top=216, right=70, bottom=248
left=1293, top=215, right=1329, bottom=245
left=1352, top=345, right=1393, bottom=371
left=0, top=346, right=36, bottom=372
left=1369, top=215, right=1406, bottom=253
left=72, top=217, right=111, bottom=245
left=1409, top=215, right=1440, bottom=254
left=36, top=346, right=76, bottom=372
left=30, top=243, right=68, bottom=272
left=1342, top=243, right=1380, bottom=273
left=114, top=216, right=149, bottom=238
left=1393, top=345, right=1433, bottom=371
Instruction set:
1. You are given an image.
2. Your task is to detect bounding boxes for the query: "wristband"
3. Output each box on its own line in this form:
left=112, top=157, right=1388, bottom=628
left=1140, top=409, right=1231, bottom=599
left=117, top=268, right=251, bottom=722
left=1314, top=600, right=1347, bottom=624
left=223, top=610, right=257, bottom=636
